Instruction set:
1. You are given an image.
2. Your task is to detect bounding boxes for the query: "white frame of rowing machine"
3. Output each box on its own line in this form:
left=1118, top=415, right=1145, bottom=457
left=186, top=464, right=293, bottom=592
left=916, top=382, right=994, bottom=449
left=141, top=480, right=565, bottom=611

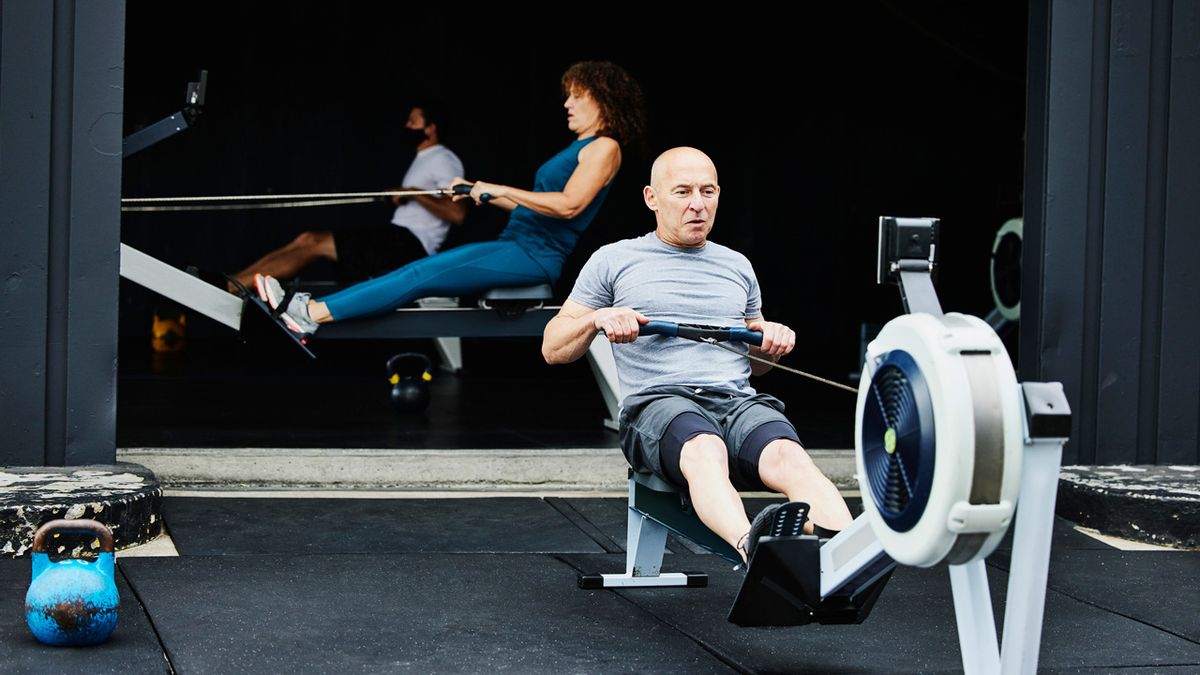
left=950, top=389, right=1066, bottom=675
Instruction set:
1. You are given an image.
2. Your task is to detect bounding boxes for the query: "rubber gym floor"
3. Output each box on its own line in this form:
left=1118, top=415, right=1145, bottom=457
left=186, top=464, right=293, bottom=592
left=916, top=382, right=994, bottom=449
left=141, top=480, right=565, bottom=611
left=2, top=339, right=1197, bottom=673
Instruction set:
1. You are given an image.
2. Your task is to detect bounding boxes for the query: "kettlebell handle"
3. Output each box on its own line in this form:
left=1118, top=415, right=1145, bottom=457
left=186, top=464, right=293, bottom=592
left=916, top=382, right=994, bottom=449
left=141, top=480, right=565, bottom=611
left=31, top=519, right=114, bottom=554
left=386, top=352, right=433, bottom=379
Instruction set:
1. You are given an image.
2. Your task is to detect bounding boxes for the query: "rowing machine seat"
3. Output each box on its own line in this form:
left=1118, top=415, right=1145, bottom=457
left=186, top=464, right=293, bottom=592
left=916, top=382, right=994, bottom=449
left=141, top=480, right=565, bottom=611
left=478, top=284, right=554, bottom=317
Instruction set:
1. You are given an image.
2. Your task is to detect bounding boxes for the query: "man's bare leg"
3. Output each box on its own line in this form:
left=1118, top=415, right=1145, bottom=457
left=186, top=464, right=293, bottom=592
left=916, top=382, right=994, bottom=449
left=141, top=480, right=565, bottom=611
left=757, top=438, right=853, bottom=533
left=678, top=434, right=753, bottom=561
left=228, top=231, right=337, bottom=291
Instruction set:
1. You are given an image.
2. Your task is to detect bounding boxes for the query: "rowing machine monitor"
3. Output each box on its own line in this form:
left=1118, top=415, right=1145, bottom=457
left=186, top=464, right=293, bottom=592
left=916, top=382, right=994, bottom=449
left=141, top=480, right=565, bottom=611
left=877, top=216, right=942, bottom=316
left=124, top=70, right=209, bottom=158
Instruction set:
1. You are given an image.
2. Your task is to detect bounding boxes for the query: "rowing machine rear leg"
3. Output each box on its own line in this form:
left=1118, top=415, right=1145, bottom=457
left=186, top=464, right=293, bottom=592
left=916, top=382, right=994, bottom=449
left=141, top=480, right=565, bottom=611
left=578, top=475, right=708, bottom=589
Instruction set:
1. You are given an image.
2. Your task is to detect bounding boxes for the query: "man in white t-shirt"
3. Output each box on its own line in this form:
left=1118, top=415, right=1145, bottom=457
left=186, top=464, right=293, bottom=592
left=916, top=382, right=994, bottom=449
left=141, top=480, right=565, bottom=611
left=229, top=102, right=466, bottom=289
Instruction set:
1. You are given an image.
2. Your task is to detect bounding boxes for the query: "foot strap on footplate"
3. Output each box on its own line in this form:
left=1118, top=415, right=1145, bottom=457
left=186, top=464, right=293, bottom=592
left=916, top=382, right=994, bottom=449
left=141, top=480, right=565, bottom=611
left=227, top=275, right=315, bottom=358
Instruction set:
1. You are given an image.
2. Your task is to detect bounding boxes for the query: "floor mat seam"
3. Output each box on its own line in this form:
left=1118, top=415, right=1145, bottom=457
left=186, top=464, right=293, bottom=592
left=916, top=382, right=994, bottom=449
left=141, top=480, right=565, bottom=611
left=1043, top=585, right=1200, bottom=647
left=119, top=564, right=179, bottom=674
left=543, top=496, right=625, bottom=554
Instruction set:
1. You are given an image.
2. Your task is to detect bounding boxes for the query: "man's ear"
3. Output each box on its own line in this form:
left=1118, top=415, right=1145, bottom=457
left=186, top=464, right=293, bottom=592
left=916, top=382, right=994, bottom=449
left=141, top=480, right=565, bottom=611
left=425, top=123, right=437, bottom=140
left=643, top=185, right=657, bottom=211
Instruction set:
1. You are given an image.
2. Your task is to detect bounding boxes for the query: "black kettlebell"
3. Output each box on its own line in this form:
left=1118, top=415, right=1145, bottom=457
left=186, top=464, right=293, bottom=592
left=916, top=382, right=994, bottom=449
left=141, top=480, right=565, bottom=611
left=386, top=352, right=432, bottom=412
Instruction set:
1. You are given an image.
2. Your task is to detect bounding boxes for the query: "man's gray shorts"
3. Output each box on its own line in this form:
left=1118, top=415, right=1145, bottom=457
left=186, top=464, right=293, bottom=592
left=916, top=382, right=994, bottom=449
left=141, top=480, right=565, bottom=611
left=618, top=385, right=800, bottom=491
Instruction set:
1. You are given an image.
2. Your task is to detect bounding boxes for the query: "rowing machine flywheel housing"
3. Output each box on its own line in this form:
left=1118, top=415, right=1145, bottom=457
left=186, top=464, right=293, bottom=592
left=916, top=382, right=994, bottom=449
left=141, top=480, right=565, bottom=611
left=855, top=313, right=1023, bottom=567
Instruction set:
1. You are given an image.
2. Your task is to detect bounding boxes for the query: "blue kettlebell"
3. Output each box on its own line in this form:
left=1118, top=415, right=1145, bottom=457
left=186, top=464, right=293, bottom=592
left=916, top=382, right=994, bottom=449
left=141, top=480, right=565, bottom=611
left=25, top=519, right=119, bottom=646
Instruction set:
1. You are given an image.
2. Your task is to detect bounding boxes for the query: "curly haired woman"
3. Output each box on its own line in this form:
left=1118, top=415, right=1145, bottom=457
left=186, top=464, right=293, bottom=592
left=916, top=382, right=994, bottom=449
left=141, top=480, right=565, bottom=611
left=255, top=61, right=647, bottom=337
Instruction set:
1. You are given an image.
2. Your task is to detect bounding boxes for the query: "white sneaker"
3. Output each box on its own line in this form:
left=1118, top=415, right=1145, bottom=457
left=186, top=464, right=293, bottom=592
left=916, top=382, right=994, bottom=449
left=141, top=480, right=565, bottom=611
left=254, top=274, right=319, bottom=336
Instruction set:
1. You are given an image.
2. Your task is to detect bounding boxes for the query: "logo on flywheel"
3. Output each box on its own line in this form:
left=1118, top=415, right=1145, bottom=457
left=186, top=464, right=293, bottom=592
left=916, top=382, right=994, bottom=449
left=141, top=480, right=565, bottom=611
left=884, top=427, right=897, bottom=455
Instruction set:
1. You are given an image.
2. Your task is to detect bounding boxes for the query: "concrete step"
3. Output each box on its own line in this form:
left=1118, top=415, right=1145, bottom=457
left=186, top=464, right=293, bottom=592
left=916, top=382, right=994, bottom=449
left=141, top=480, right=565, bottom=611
left=118, top=446, right=860, bottom=491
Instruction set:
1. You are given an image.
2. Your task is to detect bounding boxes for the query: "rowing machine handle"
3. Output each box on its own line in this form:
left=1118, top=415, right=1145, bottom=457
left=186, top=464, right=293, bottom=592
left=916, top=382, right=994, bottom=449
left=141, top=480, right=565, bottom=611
left=639, top=320, right=679, bottom=337
left=727, top=327, right=765, bottom=346
left=451, top=182, right=491, bottom=203
left=640, top=320, right=763, bottom=346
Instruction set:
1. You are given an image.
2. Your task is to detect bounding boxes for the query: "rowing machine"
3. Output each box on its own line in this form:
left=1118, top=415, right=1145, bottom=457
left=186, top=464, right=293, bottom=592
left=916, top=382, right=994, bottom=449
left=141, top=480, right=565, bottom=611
left=582, top=216, right=1071, bottom=675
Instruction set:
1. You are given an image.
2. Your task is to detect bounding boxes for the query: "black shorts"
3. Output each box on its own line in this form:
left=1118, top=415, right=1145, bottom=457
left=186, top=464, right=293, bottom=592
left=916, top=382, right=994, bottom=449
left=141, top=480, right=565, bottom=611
left=659, top=412, right=799, bottom=491
left=619, top=385, right=802, bottom=491
left=333, top=224, right=429, bottom=282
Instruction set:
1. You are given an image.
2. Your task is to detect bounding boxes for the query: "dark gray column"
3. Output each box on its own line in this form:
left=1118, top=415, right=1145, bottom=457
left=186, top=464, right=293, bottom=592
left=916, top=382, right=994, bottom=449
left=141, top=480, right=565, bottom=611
left=1022, top=0, right=1200, bottom=465
left=0, top=2, right=54, bottom=465
left=0, top=1, right=125, bottom=466
left=1158, top=1, right=1200, bottom=465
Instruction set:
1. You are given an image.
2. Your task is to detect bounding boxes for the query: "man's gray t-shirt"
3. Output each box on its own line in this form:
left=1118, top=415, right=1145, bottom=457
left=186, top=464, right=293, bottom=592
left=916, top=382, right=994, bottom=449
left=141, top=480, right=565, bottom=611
left=568, top=232, right=762, bottom=403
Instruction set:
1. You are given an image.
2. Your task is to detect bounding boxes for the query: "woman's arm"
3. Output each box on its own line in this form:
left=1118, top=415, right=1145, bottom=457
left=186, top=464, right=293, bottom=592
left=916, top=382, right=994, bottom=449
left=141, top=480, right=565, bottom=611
left=484, top=196, right=518, bottom=212
left=460, top=137, right=622, bottom=218
left=448, top=177, right=517, bottom=212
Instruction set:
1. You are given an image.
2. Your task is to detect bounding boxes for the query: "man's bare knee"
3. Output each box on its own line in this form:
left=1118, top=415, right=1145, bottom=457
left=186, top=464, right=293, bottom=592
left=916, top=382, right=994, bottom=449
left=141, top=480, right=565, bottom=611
left=759, top=439, right=821, bottom=486
left=678, top=434, right=728, bottom=479
left=294, top=231, right=336, bottom=259
left=289, top=232, right=315, bottom=248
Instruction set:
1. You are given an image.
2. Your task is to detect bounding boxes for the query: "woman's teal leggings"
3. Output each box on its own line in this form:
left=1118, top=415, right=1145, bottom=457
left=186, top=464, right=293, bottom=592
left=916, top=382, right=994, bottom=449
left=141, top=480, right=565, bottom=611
left=320, top=241, right=553, bottom=321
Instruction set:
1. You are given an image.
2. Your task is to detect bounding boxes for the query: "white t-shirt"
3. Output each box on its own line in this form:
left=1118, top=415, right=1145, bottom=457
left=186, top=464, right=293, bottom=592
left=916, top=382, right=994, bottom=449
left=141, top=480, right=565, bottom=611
left=392, top=144, right=464, bottom=255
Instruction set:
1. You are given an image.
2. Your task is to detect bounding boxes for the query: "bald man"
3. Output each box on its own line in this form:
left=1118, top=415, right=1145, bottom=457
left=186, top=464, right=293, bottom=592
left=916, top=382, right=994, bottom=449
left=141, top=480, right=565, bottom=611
left=543, top=147, right=852, bottom=564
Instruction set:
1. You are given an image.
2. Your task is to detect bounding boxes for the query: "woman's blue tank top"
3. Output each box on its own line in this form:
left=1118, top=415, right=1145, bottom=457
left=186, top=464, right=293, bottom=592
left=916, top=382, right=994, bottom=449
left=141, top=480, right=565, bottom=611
left=499, top=136, right=611, bottom=280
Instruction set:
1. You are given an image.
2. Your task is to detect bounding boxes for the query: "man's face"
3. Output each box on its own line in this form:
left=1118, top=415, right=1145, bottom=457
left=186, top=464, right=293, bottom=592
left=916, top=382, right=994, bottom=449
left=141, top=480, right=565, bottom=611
left=405, top=108, right=427, bottom=130
left=645, top=153, right=720, bottom=248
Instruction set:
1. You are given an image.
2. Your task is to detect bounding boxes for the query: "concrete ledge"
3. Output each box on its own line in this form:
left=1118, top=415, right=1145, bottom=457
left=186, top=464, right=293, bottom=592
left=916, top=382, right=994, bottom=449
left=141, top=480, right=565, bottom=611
left=0, top=463, right=163, bottom=558
left=1057, top=465, right=1200, bottom=549
left=118, top=447, right=859, bottom=491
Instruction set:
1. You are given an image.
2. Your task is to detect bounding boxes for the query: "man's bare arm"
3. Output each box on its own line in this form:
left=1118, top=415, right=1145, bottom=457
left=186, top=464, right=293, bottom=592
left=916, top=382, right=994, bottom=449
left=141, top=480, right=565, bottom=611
left=411, top=193, right=468, bottom=225
left=543, top=299, right=647, bottom=364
